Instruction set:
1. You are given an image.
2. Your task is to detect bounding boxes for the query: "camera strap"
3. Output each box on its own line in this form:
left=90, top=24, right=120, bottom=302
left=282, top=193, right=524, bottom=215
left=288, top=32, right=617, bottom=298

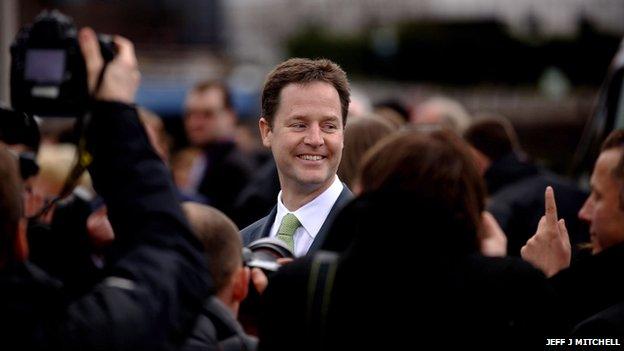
left=29, top=62, right=110, bottom=220
left=54, top=61, right=111, bottom=198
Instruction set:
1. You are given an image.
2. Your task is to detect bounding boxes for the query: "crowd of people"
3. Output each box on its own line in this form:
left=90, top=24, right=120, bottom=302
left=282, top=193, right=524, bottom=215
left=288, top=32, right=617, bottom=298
left=1, top=23, right=623, bottom=351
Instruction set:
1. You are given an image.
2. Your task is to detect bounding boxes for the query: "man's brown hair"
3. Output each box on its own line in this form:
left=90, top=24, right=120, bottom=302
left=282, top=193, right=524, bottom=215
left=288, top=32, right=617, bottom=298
left=182, top=202, right=241, bottom=292
left=359, top=129, right=486, bottom=237
left=463, top=115, right=522, bottom=161
left=261, top=58, right=350, bottom=127
left=188, top=80, right=233, bottom=110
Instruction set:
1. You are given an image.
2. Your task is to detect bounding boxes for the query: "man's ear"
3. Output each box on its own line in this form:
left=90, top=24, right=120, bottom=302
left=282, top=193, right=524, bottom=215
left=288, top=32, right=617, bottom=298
left=232, top=266, right=250, bottom=303
left=259, top=117, right=272, bottom=148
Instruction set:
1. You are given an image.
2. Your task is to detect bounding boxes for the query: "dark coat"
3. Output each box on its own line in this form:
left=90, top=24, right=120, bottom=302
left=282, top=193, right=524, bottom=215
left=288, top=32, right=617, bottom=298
left=233, top=159, right=281, bottom=229
left=183, top=297, right=257, bottom=351
left=550, top=241, right=624, bottom=328
left=258, top=192, right=564, bottom=351
left=572, top=300, right=624, bottom=336
left=240, top=186, right=353, bottom=254
left=0, top=102, right=212, bottom=350
left=197, top=141, right=254, bottom=226
left=486, top=153, right=588, bottom=257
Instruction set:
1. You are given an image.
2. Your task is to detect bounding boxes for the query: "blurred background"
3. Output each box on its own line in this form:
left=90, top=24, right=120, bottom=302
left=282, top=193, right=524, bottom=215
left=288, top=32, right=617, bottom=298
left=1, top=0, right=624, bottom=173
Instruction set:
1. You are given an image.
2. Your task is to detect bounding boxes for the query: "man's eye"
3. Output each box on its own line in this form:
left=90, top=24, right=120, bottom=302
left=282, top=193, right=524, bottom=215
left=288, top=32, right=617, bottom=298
left=291, top=123, right=306, bottom=129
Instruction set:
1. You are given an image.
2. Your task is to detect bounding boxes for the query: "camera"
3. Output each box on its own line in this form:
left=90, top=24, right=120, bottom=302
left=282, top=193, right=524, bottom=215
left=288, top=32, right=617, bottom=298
left=0, top=106, right=40, bottom=179
left=243, top=237, right=294, bottom=273
left=10, top=10, right=115, bottom=118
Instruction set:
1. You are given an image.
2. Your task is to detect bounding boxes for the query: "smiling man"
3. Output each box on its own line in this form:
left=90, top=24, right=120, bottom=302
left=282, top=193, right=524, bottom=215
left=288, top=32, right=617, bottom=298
left=240, top=58, right=353, bottom=257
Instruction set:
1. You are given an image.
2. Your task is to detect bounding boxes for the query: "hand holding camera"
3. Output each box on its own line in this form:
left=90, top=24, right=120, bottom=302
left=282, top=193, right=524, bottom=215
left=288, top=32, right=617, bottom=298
left=78, top=27, right=140, bottom=104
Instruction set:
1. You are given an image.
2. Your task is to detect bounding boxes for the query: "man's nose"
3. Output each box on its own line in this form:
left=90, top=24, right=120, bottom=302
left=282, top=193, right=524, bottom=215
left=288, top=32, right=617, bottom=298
left=578, top=198, right=592, bottom=223
left=304, top=125, right=324, bottom=147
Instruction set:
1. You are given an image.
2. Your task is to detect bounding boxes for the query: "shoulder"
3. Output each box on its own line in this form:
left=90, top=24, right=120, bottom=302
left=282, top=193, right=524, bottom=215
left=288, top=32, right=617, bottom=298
left=240, top=215, right=270, bottom=244
left=182, top=312, right=218, bottom=351
left=573, top=300, right=624, bottom=336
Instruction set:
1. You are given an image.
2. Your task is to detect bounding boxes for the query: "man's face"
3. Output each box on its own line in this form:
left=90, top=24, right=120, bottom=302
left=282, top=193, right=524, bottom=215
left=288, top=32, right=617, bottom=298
left=578, top=148, right=624, bottom=254
left=184, top=88, right=229, bottom=147
left=259, top=81, right=344, bottom=195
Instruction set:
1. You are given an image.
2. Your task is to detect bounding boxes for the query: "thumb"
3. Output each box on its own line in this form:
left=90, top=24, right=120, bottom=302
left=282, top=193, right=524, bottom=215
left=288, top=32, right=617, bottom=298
left=250, top=268, right=268, bottom=294
left=558, top=218, right=570, bottom=242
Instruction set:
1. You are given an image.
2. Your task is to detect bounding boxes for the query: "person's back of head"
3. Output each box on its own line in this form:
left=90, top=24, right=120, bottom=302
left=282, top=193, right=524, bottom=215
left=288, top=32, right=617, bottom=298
left=0, top=144, right=26, bottom=268
left=338, top=115, right=396, bottom=189
left=182, top=202, right=248, bottom=314
left=463, top=115, right=522, bottom=163
left=412, top=96, right=471, bottom=133
left=373, top=99, right=410, bottom=128
left=353, top=128, right=486, bottom=254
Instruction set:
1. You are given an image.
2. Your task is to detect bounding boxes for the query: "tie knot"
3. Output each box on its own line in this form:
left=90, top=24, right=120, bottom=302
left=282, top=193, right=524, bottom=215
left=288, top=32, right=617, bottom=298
left=278, top=213, right=301, bottom=236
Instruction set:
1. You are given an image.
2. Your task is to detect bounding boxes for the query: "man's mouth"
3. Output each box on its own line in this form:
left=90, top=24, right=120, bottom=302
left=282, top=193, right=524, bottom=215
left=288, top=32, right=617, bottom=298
left=298, top=154, right=325, bottom=161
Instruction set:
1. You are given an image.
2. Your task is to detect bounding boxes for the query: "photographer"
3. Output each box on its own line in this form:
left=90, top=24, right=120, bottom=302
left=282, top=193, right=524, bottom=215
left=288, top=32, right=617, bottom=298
left=0, top=27, right=212, bottom=350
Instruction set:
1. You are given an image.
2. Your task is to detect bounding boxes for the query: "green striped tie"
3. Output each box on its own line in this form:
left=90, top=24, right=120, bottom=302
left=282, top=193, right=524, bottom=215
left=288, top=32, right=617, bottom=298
left=277, top=213, right=300, bottom=252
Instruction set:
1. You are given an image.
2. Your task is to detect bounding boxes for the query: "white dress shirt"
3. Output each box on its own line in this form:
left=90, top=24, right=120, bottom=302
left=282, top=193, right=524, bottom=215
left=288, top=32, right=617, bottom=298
left=270, top=176, right=344, bottom=257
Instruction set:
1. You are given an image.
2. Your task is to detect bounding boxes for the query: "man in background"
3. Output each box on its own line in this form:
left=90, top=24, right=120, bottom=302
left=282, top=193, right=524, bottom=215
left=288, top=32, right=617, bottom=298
left=183, top=81, right=254, bottom=223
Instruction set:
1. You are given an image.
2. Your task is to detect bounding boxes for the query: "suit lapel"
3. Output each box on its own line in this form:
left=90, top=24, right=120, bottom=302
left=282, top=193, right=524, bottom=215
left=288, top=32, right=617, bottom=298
left=257, top=206, right=277, bottom=241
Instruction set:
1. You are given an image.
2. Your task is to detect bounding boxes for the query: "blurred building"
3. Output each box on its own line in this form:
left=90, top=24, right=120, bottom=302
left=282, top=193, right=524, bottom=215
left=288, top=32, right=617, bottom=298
left=225, top=0, right=624, bottom=63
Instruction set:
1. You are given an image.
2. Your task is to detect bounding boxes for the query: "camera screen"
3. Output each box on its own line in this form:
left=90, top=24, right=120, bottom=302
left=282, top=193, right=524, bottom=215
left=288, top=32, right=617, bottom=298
left=24, top=49, right=66, bottom=83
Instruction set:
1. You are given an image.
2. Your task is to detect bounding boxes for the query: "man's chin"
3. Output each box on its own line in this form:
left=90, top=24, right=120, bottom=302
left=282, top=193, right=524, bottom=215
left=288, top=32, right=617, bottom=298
left=295, top=175, right=332, bottom=191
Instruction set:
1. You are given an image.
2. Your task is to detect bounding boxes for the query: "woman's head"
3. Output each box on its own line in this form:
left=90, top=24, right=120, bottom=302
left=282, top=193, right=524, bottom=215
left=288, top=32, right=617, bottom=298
left=358, top=129, right=485, bottom=238
left=338, top=115, right=396, bottom=189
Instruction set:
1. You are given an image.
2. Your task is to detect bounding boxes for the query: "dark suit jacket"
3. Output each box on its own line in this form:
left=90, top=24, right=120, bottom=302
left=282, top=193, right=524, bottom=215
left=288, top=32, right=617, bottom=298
left=550, top=241, right=624, bottom=328
left=240, top=185, right=353, bottom=254
left=197, top=141, right=254, bottom=226
left=485, top=153, right=588, bottom=258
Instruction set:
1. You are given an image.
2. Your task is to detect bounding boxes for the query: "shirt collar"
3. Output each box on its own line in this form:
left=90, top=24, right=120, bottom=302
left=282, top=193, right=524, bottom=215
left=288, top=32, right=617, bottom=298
left=275, top=176, right=344, bottom=239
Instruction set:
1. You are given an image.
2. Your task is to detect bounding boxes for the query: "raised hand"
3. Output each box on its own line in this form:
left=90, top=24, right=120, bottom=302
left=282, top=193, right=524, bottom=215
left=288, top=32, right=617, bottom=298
left=78, top=27, right=140, bottom=104
left=478, top=211, right=507, bottom=257
left=521, top=186, right=571, bottom=277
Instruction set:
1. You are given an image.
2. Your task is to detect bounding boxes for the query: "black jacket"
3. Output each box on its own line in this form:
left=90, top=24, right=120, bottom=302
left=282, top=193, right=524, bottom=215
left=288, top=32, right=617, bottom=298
left=486, top=153, right=588, bottom=257
left=550, top=241, right=624, bottom=328
left=197, top=141, right=254, bottom=226
left=0, top=102, right=212, bottom=350
left=258, top=193, right=563, bottom=351
left=183, top=297, right=257, bottom=351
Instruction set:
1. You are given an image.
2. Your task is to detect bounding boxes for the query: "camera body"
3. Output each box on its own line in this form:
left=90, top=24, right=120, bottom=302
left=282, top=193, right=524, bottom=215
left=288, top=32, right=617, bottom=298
left=243, top=237, right=294, bottom=273
left=10, top=10, right=115, bottom=118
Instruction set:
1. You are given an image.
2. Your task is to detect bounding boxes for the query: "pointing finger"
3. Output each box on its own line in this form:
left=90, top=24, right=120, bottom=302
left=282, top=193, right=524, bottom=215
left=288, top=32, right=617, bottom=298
left=545, top=186, right=558, bottom=224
